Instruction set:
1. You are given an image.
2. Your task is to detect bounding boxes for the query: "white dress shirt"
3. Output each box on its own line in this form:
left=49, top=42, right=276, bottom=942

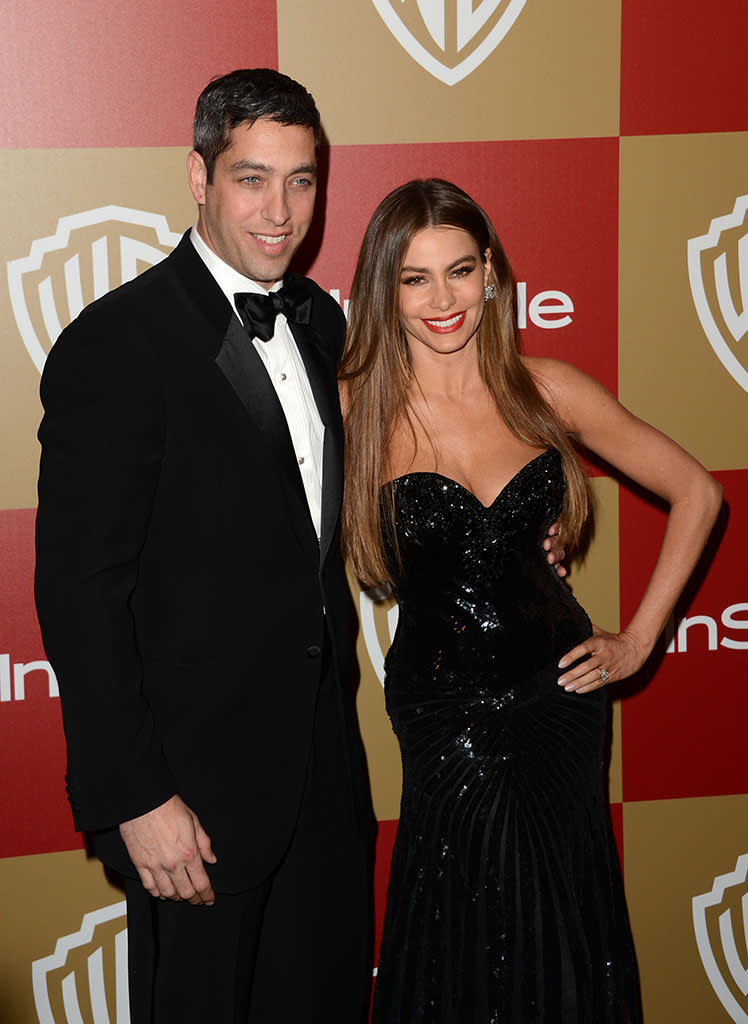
left=190, top=226, right=325, bottom=541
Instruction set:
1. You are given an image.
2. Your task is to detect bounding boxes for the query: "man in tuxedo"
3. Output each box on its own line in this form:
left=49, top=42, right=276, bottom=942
left=35, top=69, right=370, bottom=1023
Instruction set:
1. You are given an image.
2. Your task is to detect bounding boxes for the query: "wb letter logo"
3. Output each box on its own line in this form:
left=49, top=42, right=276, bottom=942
left=693, top=854, right=748, bottom=1023
left=370, top=0, right=528, bottom=85
left=688, top=194, right=748, bottom=394
left=32, top=902, right=130, bottom=1023
left=7, top=206, right=181, bottom=373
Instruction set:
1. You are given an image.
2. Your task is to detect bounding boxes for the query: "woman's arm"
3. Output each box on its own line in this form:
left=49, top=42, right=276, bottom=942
left=531, top=357, right=723, bottom=693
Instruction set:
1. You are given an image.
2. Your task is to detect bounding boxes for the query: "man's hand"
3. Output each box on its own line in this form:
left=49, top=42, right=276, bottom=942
left=119, top=795, right=217, bottom=905
left=543, top=520, right=567, bottom=577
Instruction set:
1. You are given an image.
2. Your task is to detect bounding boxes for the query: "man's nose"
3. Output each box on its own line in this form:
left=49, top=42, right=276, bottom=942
left=262, top=183, right=291, bottom=225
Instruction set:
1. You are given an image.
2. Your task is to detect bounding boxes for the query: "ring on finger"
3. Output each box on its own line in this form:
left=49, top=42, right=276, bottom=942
left=599, top=668, right=610, bottom=683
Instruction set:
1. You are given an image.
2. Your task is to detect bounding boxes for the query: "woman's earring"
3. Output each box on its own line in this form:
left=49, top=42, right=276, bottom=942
left=484, top=283, right=497, bottom=302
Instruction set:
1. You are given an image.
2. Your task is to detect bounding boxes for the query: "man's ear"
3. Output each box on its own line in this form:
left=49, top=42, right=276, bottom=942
left=187, top=150, right=208, bottom=206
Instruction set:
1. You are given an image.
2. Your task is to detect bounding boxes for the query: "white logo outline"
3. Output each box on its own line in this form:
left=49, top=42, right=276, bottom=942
left=360, top=591, right=399, bottom=685
left=693, top=854, right=748, bottom=1023
left=370, top=0, right=528, bottom=86
left=7, top=206, right=182, bottom=373
left=32, top=900, right=129, bottom=1024
left=687, top=194, right=748, bottom=394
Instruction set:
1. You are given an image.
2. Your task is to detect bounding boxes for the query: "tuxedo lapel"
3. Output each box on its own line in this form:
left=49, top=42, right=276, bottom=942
left=291, top=321, right=344, bottom=568
left=174, top=237, right=341, bottom=565
left=215, top=317, right=318, bottom=553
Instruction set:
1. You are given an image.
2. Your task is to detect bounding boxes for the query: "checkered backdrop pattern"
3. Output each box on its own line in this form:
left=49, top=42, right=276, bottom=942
left=1, top=2, right=746, bottom=1021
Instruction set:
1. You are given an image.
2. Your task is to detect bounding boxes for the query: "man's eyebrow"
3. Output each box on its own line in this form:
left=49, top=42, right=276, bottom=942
left=228, top=160, right=317, bottom=176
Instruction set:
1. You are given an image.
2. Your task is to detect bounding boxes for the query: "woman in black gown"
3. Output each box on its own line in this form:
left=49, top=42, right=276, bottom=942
left=339, top=179, right=722, bottom=1023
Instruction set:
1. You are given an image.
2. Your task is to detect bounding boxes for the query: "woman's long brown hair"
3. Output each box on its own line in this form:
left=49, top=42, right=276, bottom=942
left=339, top=178, right=590, bottom=588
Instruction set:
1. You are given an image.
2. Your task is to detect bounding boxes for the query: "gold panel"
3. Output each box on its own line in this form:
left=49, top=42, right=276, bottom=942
left=0, top=147, right=194, bottom=511
left=619, top=133, right=748, bottom=471
left=570, top=475, right=620, bottom=633
left=624, top=794, right=748, bottom=1023
left=568, top=475, right=622, bottom=802
left=351, top=566, right=403, bottom=821
left=0, top=849, right=126, bottom=1022
left=278, top=0, right=620, bottom=144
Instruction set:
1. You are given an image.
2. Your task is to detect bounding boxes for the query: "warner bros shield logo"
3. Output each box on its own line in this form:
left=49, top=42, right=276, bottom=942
left=688, top=194, right=748, bottom=395
left=693, top=854, right=748, bottom=1023
left=349, top=565, right=399, bottom=687
left=7, top=206, right=182, bottom=373
left=371, top=0, right=528, bottom=85
left=32, top=901, right=130, bottom=1024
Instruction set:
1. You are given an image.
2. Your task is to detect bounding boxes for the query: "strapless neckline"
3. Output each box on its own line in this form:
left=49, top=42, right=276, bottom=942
left=382, top=447, right=557, bottom=511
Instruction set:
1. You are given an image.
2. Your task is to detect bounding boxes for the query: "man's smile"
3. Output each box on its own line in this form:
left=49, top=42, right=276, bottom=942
left=251, top=232, right=289, bottom=245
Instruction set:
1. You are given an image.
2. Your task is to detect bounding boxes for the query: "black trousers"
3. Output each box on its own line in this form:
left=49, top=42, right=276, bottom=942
left=125, top=660, right=370, bottom=1023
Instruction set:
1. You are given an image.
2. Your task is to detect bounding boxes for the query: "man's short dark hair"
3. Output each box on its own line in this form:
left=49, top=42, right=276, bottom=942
left=193, top=68, right=321, bottom=181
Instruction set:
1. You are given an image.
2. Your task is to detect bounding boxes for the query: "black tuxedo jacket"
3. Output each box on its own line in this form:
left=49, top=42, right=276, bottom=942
left=35, top=233, right=368, bottom=890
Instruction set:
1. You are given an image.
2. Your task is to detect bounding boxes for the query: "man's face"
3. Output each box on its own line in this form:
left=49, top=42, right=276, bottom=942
left=188, top=118, right=317, bottom=286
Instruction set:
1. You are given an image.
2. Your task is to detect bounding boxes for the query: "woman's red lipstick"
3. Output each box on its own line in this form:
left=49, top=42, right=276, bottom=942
left=420, top=311, right=467, bottom=334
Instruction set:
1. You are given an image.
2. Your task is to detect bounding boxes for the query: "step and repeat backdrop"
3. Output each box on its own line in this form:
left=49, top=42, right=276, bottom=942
left=1, top=1, right=747, bottom=1021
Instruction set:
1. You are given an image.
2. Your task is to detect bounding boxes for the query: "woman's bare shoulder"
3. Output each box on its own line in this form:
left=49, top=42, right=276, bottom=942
left=522, top=354, right=590, bottom=400
left=522, top=354, right=588, bottom=387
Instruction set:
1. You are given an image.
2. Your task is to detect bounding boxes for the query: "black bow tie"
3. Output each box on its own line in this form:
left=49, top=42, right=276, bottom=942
left=234, top=281, right=312, bottom=342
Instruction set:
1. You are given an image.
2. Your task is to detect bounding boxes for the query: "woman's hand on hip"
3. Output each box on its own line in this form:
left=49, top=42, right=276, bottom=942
left=557, top=624, right=648, bottom=693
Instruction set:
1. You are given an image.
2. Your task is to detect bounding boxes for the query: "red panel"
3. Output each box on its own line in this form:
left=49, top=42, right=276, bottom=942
left=372, top=818, right=398, bottom=971
left=620, top=468, right=748, bottom=801
left=0, top=509, right=82, bottom=858
left=621, top=0, right=748, bottom=136
left=300, top=138, right=619, bottom=403
left=1, top=1, right=277, bottom=149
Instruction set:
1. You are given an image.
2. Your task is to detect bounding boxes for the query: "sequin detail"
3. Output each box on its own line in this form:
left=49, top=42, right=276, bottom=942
left=372, top=449, right=641, bottom=1024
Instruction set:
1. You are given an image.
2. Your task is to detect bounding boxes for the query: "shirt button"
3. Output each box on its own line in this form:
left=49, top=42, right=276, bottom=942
left=280, top=373, right=287, bottom=381
left=298, top=456, right=305, bottom=465
left=306, top=645, right=321, bottom=658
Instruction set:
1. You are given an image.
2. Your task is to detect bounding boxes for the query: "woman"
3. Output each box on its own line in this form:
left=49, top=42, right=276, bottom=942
left=339, top=179, right=722, bottom=1023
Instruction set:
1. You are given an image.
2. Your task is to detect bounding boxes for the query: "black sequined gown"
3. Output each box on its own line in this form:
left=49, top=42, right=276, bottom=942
left=372, top=449, right=641, bottom=1024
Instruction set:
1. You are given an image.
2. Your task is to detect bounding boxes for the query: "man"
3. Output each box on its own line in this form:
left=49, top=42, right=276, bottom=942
left=35, top=69, right=370, bottom=1023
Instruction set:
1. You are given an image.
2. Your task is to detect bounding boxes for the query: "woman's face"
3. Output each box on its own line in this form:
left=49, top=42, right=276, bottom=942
left=398, top=226, right=491, bottom=360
